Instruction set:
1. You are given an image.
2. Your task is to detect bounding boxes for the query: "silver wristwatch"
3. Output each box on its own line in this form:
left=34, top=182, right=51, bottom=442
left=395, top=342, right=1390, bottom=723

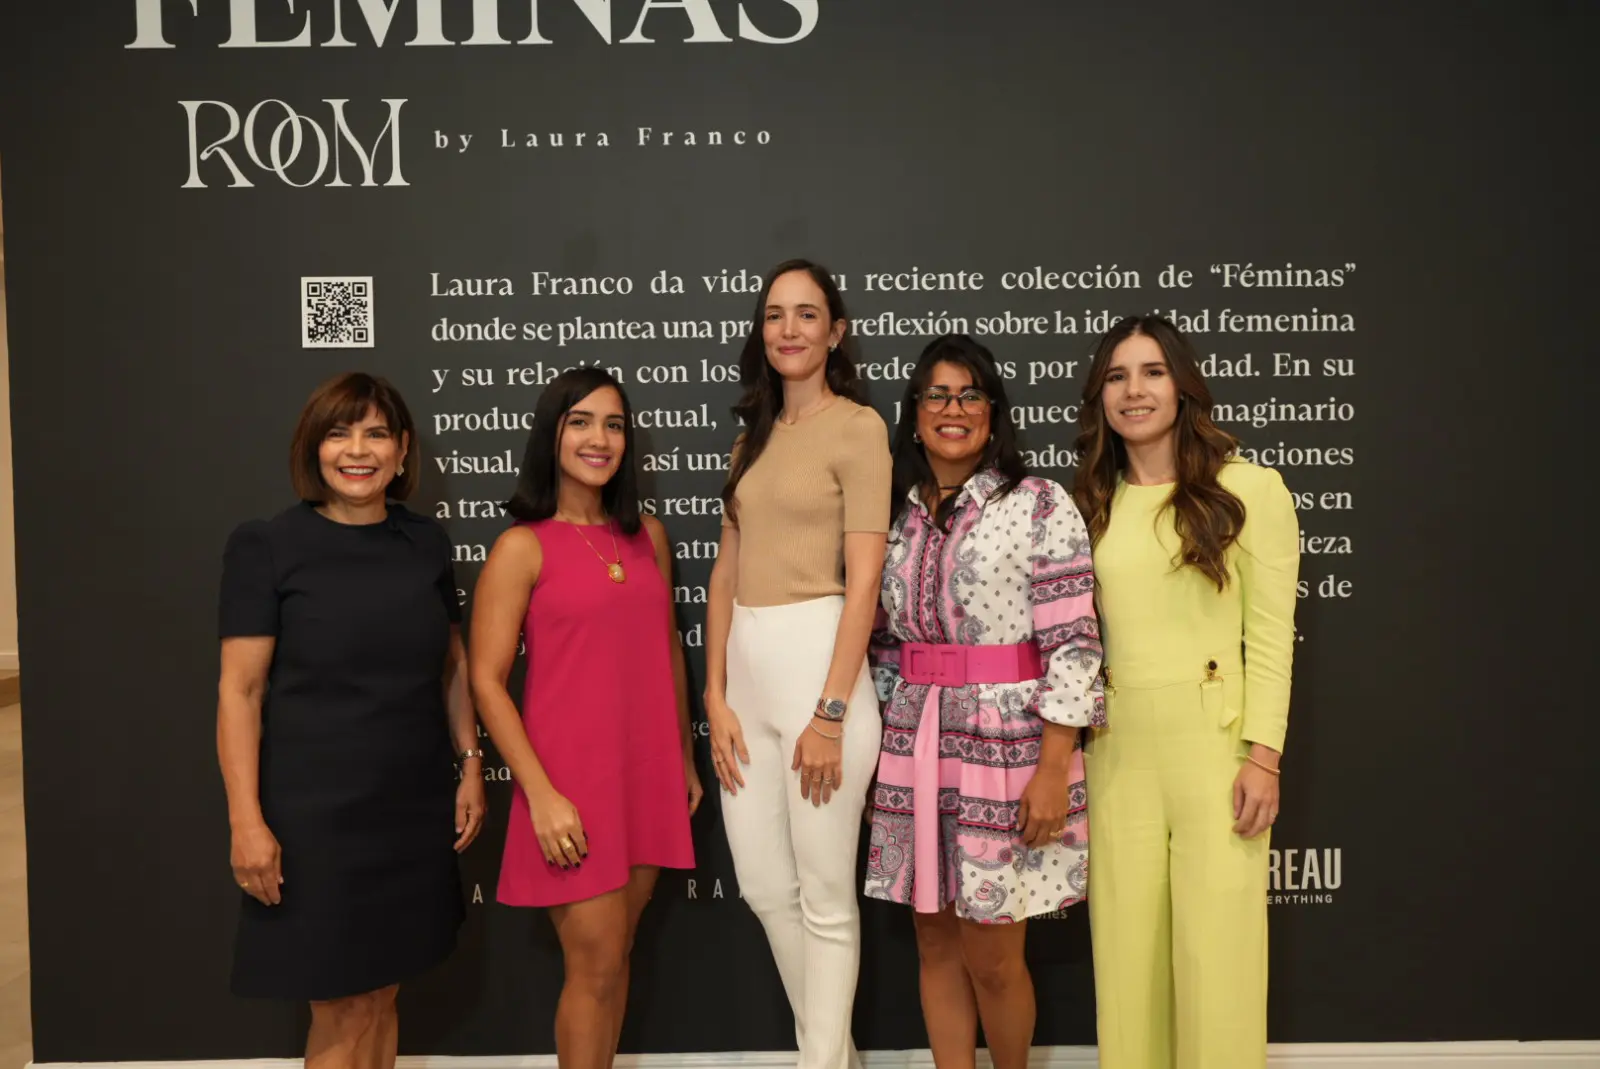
left=815, top=698, right=847, bottom=722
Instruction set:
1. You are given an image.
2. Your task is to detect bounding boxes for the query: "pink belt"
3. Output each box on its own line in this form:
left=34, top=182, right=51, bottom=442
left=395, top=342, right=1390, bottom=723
left=899, top=641, right=1044, bottom=687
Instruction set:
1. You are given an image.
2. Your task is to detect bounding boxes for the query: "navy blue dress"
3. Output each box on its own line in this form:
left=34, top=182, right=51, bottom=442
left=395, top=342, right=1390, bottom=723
left=218, top=501, right=465, bottom=1001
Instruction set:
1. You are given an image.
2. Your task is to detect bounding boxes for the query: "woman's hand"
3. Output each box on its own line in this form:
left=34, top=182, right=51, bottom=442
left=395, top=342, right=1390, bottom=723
left=1017, top=765, right=1071, bottom=849
left=706, top=693, right=749, bottom=795
left=231, top=820, right=283, bottom=905
left=684, top=751, right=705, bottom=816
left=454, top=773, right=487, bottom=852
left=1232, top=750, right=1281, bottom=839
left=792, top=719, right=843, bottom=807
left=530, top=788, right=587, bottom=869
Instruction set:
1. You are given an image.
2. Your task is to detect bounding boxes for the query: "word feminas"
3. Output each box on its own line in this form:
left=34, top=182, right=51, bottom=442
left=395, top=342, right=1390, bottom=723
left=130, top=0, right=818, bottom=49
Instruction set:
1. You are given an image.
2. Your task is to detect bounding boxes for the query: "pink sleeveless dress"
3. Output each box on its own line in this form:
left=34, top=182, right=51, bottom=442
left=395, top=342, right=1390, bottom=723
left=496, top=519, right=695, bottom=906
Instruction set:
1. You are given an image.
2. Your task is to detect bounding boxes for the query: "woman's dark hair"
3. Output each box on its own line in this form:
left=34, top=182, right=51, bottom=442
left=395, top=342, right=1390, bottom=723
left=290, top=372, right=418, bottom=502
left=1071, top=314, right=1245, bottom=591
left=720, top=258, right=865, bottom=524
left=890, top=334, right=1027, bottom=531
left=505, top=366, right=642, bottom=534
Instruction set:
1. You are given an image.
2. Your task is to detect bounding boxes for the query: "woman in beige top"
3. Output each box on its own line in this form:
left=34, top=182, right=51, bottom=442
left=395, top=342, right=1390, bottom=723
left=705, top=259, right=892, bottom=1069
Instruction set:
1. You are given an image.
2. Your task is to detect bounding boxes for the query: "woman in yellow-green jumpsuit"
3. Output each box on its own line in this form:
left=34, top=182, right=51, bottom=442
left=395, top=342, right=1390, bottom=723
left=1072, top=314, right=1300, bottom=1069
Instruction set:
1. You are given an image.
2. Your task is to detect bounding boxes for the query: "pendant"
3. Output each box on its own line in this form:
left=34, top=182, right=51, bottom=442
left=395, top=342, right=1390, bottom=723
left=608, top=562, right=626, bottom=584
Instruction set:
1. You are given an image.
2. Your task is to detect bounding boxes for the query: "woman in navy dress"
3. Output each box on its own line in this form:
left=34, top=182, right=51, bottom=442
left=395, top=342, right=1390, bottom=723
left=215, top=372, right=486, bottom=1069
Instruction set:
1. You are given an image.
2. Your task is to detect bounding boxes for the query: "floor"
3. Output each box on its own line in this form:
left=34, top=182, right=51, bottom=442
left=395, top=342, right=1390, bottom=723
left=0, top=678, right=31, bottom=1069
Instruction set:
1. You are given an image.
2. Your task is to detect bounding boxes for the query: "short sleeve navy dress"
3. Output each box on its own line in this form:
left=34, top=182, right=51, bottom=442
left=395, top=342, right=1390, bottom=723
left=218, top=501, right=466, bottom=1001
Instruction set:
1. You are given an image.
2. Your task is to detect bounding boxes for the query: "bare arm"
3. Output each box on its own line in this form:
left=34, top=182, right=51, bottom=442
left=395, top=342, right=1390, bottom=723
left=791, top=530, right=886, bottom=807
left=443, top=625, right=480, bottom=764
left=704, top=521, right=750, bottom=793
left=704, top=521, right=739, bottom=707
left=819, top=403, right=893, bottom=723
left=467, top=526, right=555, bottom=800
left=443, top=623, right=486, bottom=850
left=217, top=636, right=273, bottom=829
left=468, top=525, right=589, bottom=867
left=819, top=530, right=888, bottom=717
left=217, top=635, right=281, bottom=904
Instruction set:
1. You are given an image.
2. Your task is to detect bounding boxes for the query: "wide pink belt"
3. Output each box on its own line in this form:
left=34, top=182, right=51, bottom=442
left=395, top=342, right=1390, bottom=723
left=899, top=641, right=1044, bottom=687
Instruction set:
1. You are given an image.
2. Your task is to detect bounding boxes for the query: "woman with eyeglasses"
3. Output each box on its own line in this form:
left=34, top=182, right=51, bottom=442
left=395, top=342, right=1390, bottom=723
left=865, top=334, right=1104, bottom=1069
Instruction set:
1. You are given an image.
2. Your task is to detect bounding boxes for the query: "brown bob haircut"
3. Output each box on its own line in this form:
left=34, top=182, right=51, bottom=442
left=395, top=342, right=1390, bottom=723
left=289, top=372, right=419, bottom=502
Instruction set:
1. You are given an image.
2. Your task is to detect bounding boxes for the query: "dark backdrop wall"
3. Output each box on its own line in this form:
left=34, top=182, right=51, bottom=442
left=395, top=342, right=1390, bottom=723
left=2, top=1, right=1595, bottom=1061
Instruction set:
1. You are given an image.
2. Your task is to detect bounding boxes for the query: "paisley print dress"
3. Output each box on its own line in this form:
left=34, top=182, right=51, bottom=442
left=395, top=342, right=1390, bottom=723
left=865, top=470, right=1105, bottom=923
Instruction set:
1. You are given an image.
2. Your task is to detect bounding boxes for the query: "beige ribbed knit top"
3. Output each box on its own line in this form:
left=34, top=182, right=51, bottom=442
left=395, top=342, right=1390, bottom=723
left=723, top=398, right=892, bottom=608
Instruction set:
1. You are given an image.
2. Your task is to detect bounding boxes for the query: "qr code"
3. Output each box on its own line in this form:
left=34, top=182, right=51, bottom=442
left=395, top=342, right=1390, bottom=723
left=301, top=276, right=375, bottom=348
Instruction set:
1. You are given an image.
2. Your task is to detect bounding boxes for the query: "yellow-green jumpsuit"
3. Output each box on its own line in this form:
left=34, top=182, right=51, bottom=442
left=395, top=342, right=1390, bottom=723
left=1083, top=457, right=1300, bottom=1069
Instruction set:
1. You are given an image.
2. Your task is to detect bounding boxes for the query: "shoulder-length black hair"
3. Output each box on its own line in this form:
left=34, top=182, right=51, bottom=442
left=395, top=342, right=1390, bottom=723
left=890, top=333, right=1027, bottom=531
left=505, top=366, right=642, bottom=534
left=720, top=258, right=866, bottom=525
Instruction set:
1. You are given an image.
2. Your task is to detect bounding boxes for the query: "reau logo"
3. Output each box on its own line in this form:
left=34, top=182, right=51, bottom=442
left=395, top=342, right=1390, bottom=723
left=1268, top=847, right=1342, bottom=906
left=179, top=98, right=405, bottom=188
left=129, top=0, right=819, bottom=49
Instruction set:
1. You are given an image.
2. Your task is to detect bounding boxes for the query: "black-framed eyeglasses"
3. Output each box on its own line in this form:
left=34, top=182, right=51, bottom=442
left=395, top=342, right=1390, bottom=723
left=919, top=387, right=991, bottom=412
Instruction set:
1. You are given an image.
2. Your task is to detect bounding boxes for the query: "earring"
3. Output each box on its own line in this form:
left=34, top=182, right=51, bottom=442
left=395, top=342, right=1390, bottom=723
left=913, top=431, right=922, bottom=444
left=397, top=462, right=406, bottom=476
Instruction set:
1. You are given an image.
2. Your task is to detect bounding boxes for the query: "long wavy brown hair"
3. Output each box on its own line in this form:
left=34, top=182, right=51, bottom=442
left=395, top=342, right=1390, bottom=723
left=1072, top=315, right=1246, bottom=591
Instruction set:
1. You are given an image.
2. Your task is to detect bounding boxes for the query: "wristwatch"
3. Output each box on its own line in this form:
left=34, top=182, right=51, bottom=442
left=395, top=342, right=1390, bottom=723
left=815, top=698, right=847, bottom=722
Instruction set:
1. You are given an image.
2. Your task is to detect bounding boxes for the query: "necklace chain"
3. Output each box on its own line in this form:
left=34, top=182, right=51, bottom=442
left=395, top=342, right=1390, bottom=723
left=560, top=514, right=626, bottom=583
left=780, top=392, right=837, bottom=425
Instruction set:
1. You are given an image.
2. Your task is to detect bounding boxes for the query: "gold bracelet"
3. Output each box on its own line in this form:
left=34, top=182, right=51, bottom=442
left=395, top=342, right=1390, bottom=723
left=1246, top=754, right=1280, bottom=776
left=808, top=721, right=842, bottom=741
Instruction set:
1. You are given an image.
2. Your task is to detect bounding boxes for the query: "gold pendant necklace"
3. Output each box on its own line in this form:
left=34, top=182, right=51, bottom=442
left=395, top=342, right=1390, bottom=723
left=566, top=517, right=626, bottom=583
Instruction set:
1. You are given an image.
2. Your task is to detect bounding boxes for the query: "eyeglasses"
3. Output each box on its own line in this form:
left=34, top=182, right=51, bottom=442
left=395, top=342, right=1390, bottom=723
left=919, top=387, right=991, bottom=413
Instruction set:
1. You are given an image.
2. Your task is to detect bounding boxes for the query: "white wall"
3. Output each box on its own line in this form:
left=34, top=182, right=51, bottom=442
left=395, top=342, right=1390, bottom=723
left=0, top=155, right=19, bottom=670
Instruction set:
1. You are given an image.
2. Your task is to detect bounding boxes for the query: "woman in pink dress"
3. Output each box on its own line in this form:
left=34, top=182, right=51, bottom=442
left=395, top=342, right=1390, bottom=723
left=469, top=367, right=702, bottom=1069
left=865, top=335, right=1104, bottom=1069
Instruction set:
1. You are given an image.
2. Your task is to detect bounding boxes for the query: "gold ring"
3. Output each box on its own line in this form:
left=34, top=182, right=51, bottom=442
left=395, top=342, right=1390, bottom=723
left=559, top=836, right=574, bottom=850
